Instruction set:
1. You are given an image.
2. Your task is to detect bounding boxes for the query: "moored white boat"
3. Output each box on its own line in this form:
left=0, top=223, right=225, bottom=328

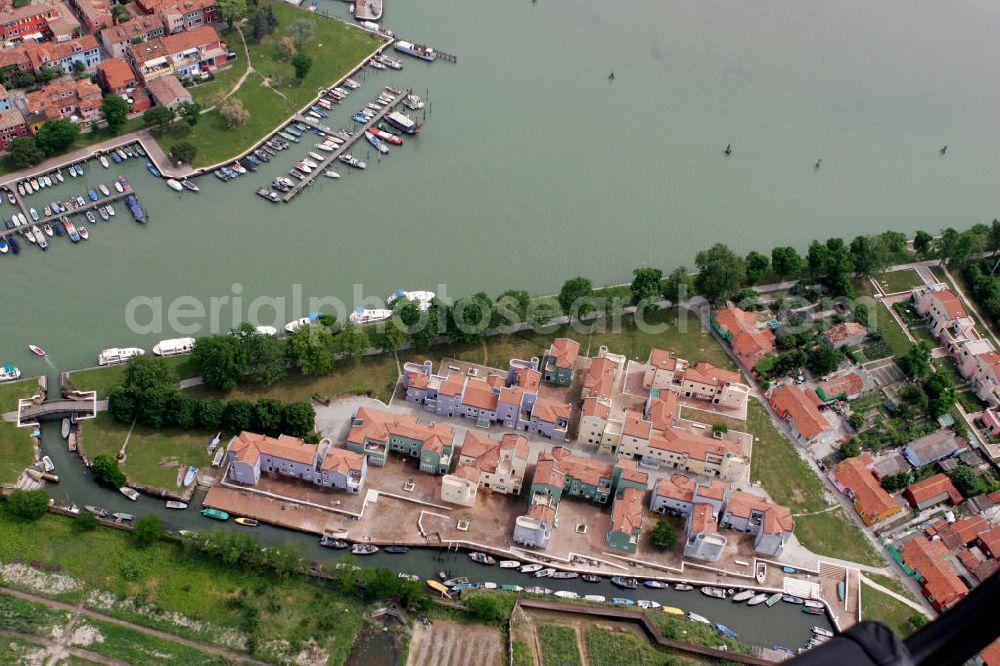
left=166, top=179, right=183, bottom=192
left=152, top=337, right=195, bottom=356
left=284, top=317, right=312, bottom=333
left=0, top=364, right=22, bottom=383
left=254, top=326, right=278, bottom=336
left=324, top=170, right=340, bottom=178
left=387, top=289, right=435, bottom=310
left=98, top=347, right=145, bottom=366
left=119, top=487, right=140, bottom=501
left=349, top=307, right=392, bottom=325
left=165, top=501, right=188, bottom=509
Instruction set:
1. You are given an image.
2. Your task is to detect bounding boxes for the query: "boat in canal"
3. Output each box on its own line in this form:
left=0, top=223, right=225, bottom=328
left=732, top=590, right=754, bottom=602
left=520, top=564, right=543, bottom=574
left=338, top=154, right=366, bottom=169
left=766, top=593, right=784, bottom=607
left=636, top=600, right=661, bottom=609
left=365, top=132, right=389, bottom=155
left=351, top=544, right=379, bottom=555
left=165, top=501, right=188, bottom=510
left=393, top=40, right=437, bottom=61
left=443, top=577, right=468, bottom=587
left=674, top=583, right=694, bottom=591
left=98, top=207, right=109, bottom=221
left=384, top=546, right=410, bottom=554
left=701, top=587, right=728, bottom=599
left=747, top=594, right=769, bottom=606
left=256, top=187, right=281, bottom=203
left=201, top=508, right=229, bottom=521
left=319, top=535, right=348, bottom=549
left=166, top=179, right=183, bottom=192
left=41, top=456, right=54, bottom=472
left=804, top=600, right=824, bottom=609
left=146, top=162, right=162, bottom=177
left=662, top=606, right=685, bottom=616
left=468, top=551, right=496, bottom=565
left=498, top=560, right=521, bottom=568
left=582, top=594, right=605, bottom=602
left=813, top=627, right=834, bottom=638
left=524, top=587, right=552, bottom=595
left=99, top=154, right=109, bottom=168
left=783, top=595, right=805, bottom=605
left=387, top=289, right=435, bottom=309
left=611, top=576, right=639, bottom=590
left=152, top=338, right=195, bottom=356
left=553, top=591, right=579, bottom=600
left=642, top=579, right=669, bottom=589
left=534, top=568, right=556, bottom=578
left=324, top=170, right=341, bottom=178
left=112, top=513, right=134, bottom=522
left=426, top=580, right=451, bottom=596
left=125, top=195, right=145, bottom=222
left=803, top=607, right=824, bottom=615
left=235, top=517, right=259, bottom=527
left=181, top=179, right=199, bottom=192
left=386, top=111, right=420, bottom=134
left=61, top=419, right=70, bottom=438
left=84, top=505, right=108, bottom=518
left=99, top=183, right=110, bottom=196
left=612, top=598, right=635, bottom=606
left=580, top=574, right=601, bottom=583
left=119, top=487, right=140, bottom=501
left=716, top=623, right=737, bottom=639
left=0, top=365, right=22, bottom=383
left=98, top=347, right=144, bottom=366
left=549, top=571, right=578, bottom=579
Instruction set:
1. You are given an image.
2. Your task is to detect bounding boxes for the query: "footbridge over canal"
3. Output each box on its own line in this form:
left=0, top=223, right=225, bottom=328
left=15, top=393, right=99, bottom=427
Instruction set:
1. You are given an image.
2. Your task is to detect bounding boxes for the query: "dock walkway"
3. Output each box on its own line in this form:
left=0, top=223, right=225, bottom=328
left=281, top=87, right=410, bottom=202
left=0, top=189, right=131, bottom=242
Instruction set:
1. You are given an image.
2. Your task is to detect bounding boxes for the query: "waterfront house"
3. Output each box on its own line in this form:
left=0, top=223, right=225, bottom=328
left=901, top=536, right=968, bottom=611
left=96, top=57, right=138, bottom=96
left=768, top=384, right=833, bottom=445
left=439, top=431, right=529, bottom=506
left=23, top=77, right=102, bottom=126
left=606, top=485, right=645, bottom=553
left=710, top=306, right=776, bottom=370
left=823, top=322, right=868, bottom=350
left=345, top=406, right=456, bottom=474
left=718, top=490, right=793, bottom=557
left=25, top=34, right=102, bottom=75
left=582, top=347, right=625, bottom=401
left=0, top=107, right=28, bottom=151
left=902, top=430, right=966, bottom=469
left=683, top=503, right=727, bottom=562
left=913, top=285, right=970, bottom=338
left=513, top=498, right=556, bottom=549
left=227, top=431, right=367, bottom=493
left=100, top=15, right=166, bottom=59
left=129, top=24, right=225, bottom=84
left=829, top=454, right=903, bottom=525
left=542, top=337, right=580, bottom=386
left=903, top=473, right=963, bottom=510
left=146, top=73, right=191, bottom=109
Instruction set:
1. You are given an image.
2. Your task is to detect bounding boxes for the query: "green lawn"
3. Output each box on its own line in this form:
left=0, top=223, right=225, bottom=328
left=585, top=628, right=676, bottom=666
left=188, top=29, right=248, bottom=108
left=0, top=512, right=366, bottom=662
left=75, top=617, right=238, bottom=665
left=0, top=379, right=38, bottom=484
left=80, top=413, right=215, bottom=491
left=0, top=636, right=47, bottom=664
left=512, top=639, right=535, bottom=666
left=67, top=355, right=198, bottom=399
left=863, top=573, right=915, bottom=599
left=795, top=509, right=882, bottom=567
left=0, top=591, right=72, bottom=634
left=155, top=1, right=384, bottom=167
left=861, top=583, right=923, bottom=638
left=645, top=612, right=749, bottom=654
left=537, top=623, right=582, bottom=666
left=876, top=269, right=923, bottom=295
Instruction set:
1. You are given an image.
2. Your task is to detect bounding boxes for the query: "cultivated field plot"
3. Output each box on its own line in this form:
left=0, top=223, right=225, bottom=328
left=864, top=358, right=907, bottom=387
left=407, top=620, right=504, bottom=666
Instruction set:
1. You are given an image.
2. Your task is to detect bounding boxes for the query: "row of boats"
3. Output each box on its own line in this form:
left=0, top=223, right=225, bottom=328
left=145, top=161, right=198, bottom=193
left=701, top=586, right=826, bottom=613
left=11, top=143, right=147, bottom=199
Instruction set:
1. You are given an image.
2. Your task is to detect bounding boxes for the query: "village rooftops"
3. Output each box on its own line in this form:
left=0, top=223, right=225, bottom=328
left=689, top=503, right=717, bottom=532
left=610, top=486, right=645, bottom=535
left=96, top=58, right=136, bottom=91
left=815, top=372, right=865, bottom=401
left=25, top=34, right=99, bottom=70
left=929, top=515, right=989, bottom=550
left=693, top=478, right=730, bottom=502
left=903, top=473, right=962, bottom=508
left=546, top=338, right=580, bottom=369
left=0, top=107, right=25, bottom=132
left=648, top=348, right=686, bottom=372
left=713, top=306, right=776, bottom=365
left=512, top=366, right=541, bottom=393
left=929, top=287, right=969, bottom=321
left=653, top=474, right=696, bottom=503
left=347, top=407, right=455, bottom=453
left=683, top=361, right=741, bottom=387
left=623, top=409, right=652, bottom=439
left=531, top=396, right=571, bottom=423
left=903, top=430, right=966, bottom=468
left=585, top=356, right=619, bottom=400
left=978, top=526, right=1000, bottom=558
left=230, top=431, right=317, bottom=465
left=582, top=397, right=611, bottom=420
left=648, top=427, right=743, bottom=463
left=769, top=384, right=832, bottom=440
left=461, top=377, right=500, bottom=411
left=832, top=454, right=900, bottom=521
left=724, top=490, right=793, bottom=535
left=459, top=431, right=529, bottom=474
left=547, top=446, right=613, bottom=488
left=531, top=458, right=565, bottom=489
left=100, top=14, right=164, bottom=43
left=646, top=392, right=678, bottom=429
left=902, top=536, right=968, bottom=609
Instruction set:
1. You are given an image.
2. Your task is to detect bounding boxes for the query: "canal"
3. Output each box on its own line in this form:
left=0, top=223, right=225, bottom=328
left=37, top=415, right=832, bottom=651
left=5, top=0, right=1000, bottom=373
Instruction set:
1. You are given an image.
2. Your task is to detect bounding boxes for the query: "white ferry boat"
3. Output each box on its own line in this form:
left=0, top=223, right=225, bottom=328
left=152, top=337, right=195, bottom=356
left=387, top=289, right=435, bottom=310
left=393, top=40, right=437, bottom=62
left=0, top=364, right=21, bottom=382
left=349, top=307, right=393, bottom=325
left=98, top=347, right=145, bottom=366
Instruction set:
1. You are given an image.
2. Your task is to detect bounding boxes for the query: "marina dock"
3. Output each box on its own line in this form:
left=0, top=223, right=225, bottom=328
left=0, top=188, right=131, bottom=243
left=281, top=86, right=411, bottom=202
left=354, top=0, right=383, bottom=21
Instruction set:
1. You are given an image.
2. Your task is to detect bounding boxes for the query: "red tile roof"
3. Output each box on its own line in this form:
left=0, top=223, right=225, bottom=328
left=832, top=454, right=900, bottom=521
left=97, top=57, right=136, bottom=91
left=714, top=306, right=776, bottom=366
left=347, top=407, right=454, bottom=454
left=647, top=392, right=678, bottom=430
left=531, top=396, right=571, bottom=423
left=581, top=397, right=610, bottom=420
left=610, top=486, right=645, bottom=536
left=683, top=361, right=741, bottom=387
left=903, top=473, right=962, bottom=508
left=584, top=356, right=618, bottom=399
left=689, top=503, right=717, bottom=533
left=461, top=377, right=499, bottom=411
left=545, top=447, right=613, bottom=488
left=547, top=338, right=580, bottom=369
left=162, top=24, right=220, bottom=54
left=724, top=490, right=794, bottom=535
left=648, top=427, right=743, bottom=463
left=693, top=479, right=730, bottom=501
left=978, top=526, right=1000, bottom=558
left=770, top=384, right=831, bottom=440
left=230, top=431, right=316, bottom=465
left=938, top=515, right=988, bottom=550
left=932, top=288, right=969, bottom=320
left=648, top=348, right=680, bottom=371
left=622, top=410, right=652, bottom=439
left=981, top=638, right=1000, bottom=666
left=653, top=474, right=695, bottom=504
left=901, top=536, right=967, bottom=608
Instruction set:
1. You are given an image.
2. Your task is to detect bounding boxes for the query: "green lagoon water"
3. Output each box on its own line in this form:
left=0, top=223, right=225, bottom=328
left=4, top=0, right=1000, bottom=372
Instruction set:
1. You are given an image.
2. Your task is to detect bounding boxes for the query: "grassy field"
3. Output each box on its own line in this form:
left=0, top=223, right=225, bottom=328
left=686, top=402, right=884, bottom=567
left=0, top=591, right=71, bottom=634
left=0, top=512, right=366, bottom=663
left=585, top=628, right=678, bottom=666
left=81, top=413, right=215, bottom=490
left=67, top=355, right=198, bottom=399
left=75, top=617, right=238, bottom=665
left=537, top=623, right=582, bottom=666
left=645, top=612, right=749, bottom=654
left=876, top=269, right=923, bottom=295
left=188, top=29, right=248, bottom=108
left=0, top=379, right=38, bottom=485
left=512, top=639, right=535, bottom=666
left=861, top=582, right=922, bottom=638
left=155, top=1, right=383, bottom=166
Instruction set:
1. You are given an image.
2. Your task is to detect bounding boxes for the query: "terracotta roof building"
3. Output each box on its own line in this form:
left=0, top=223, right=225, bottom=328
left=23, top=77, right=102, bottom=125
left=542, top=337, right=580, bottom=385
left=711, top=306, right=776, bottom=370
left=0, top=107, right=28, bottom=151
left=829, top=454, right=902, bottom=525
left=99, top=14, right=165, bottom=58
left=902, top=473, right=963, bottom=510
left=345, top=406, right=456, bottom=474
left=25, top=34, right=102, bottom=74
left=901, top=536, right=968, bottom=611
left=606, top=485, right=646, bottom=553
left=96, top=57, right=138, bottom=95
left=226, top=431, right=366, bottom=492
left=440, top=431, right=529, bottom=506
left=769, top=384, right=833, bottom=444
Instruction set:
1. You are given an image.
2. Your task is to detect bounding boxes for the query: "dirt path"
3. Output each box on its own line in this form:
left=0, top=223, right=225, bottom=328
left=0, top=629, right=127, bottom=666
left=202, top=24, right=255, bottom=113
left=1, top=586, right=268, bottom=665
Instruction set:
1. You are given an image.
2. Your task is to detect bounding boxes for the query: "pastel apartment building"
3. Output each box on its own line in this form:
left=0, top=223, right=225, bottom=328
left=26, top=34, right=102, bottom=75
left=638, top=348, right=749, bottom=412
left=582, top=346, right=625, bottom=401
left=768, top=383, right=833, bottom=445
left=134, top=0, right=217, bottom=32
left=22, top=76, right=102, bottom=125
left=711, top=306, right=776, bottom=371
left=402, top=358, right=571, bottom=441
left=513, top=447, right=648, bottom=550
left=439, top=431, right=529, bottom=507
left=913, top=285, right=971, bottom=340
left=606, top=485, right=646, bottom=553
left=66, top=0, right=111, bottom=34
left=650, top=475, right=793, bottom=559
left=0, top=107, right=28, bottom=151
left=100, top=15, right=166, bottom=59
left=542, top=337, right=580, bottom=386
left=1, top=1, right=64, bottom=41
left=128, top=24, right=225, bottom=84
left=227, top=431, right=367, bottom=493
left=829, top=454, right=903, bottom=525
left=345, top=406, right=456, bottom=474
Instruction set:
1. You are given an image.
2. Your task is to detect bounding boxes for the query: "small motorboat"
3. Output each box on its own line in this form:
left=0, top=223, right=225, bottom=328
left=804, top=600, right=825, bottom=609
left=701, top=587, right=728, bottom=599
left=553, top=591, right=580, bottom=600
left=580, top=574, right=601, bottom=583
left=674, top=583, right=694, bottom=591
left=662, top=606, right=685, bottom=616
left=351, top=543, right=378, bottom=555
left=114, top=180, right=124, bottom=193
left=524, top=587, right=552, bottom=596
left=165, top=501, right=188, bottom=509
left=612, top=598, right=636, bottom=606
left=549, top=571, right=578, bottom=579
left=384, top=545, right=410, bottom=554
left=534, top=568, right=556, bottom=578
left=611, top=576, right=639, bottom=590
left=112, top=513, right=135, bottom=522
left=803, top=607, right=825, bottom=615
left=766, top=593, right=784, bottom=607
left=99, top=154, right=109, bottom=168
left=747, top=594, right=769, bottom=606
left=498, top=560, right=521, bottom=569
left=501, top=585, right=524, bottom=593
left=813, top=627, right=834, bottom=638
left=636, top=600, right=661, bottom=609
left=84, top=505, right=108, bottom=518
left=135, top=144, right=146, bottom=156
left=98, top=207, right=109, bottom=221
left=443, top=577, right=468, bottom=587
left=28, top=345, right=45, bottom=357
left=146, top=162, right=162, bottom=177
left=41, top=456, right=54, bottom=472
left=468, top=552, right=496, bottom=565
left=78, top=226, right=89, bottom=240
left=42, top=223, right=53, bottom=236
left=319, top=535, right=348, bottom=549
left=324, top=170, right=341, bottom=178
left=99, top=183, right=110, bottom=196
left=782, top=566, right=798, bottom=574
left=837, top=581, right=845, bottom=601
left=756, top=562, right=767, bottom=584
left=202, top=508, right=229, bottom=521
left=398, top=573, right=419, bottom=582
left=783, top=595, right=805, bottom=605
left=716, top=623, right=737, bottom=639
left=183, top=465, right=198, bottom=486
left=308, top=151, right=325, bottom=161
left=583, top=594, right=605, bottom=602
left=235, top=517, right=259, bottom=527
left=178, top=530, right=197, bottom=537
left=181, top=179, right=199, bottom=192
left=732, top=590, right=755, bottom=603
left=520, top=564, right=543, bottom=574
left=166, top=179, right=183, bottom=192
left=119, top=487, right=140, bottom=501
left=426, top=580, right=451, bottom=596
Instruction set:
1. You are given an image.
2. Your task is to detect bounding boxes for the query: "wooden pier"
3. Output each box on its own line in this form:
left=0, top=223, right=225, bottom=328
left=0, top=188, right=131, bottom=242
left=281, top=87, right=410, bottom=203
